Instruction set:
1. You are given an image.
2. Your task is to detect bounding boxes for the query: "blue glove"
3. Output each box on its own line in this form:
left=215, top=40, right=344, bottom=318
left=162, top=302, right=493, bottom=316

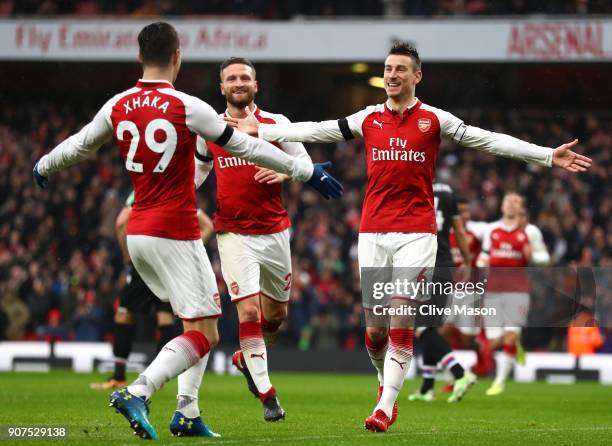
left=305, top=161, right=343, bottom=200
left=33, top=161, right=48, bottom=188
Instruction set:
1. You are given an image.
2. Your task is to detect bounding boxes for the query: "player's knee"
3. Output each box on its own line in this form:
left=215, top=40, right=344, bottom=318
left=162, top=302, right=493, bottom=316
left=265, top=304, right=287, bottom=325
left=238, top=301, right=260, bottom=322
left=366, top=326, right=388, bottom=344
left=205, top=330, right=220, bottom=349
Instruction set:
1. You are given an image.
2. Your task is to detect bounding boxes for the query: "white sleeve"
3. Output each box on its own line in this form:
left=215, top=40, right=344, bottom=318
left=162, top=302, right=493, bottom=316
left=258, top=119, right=345, bottom=143
left=431, top=107, right=553, bottom=167
left=183, top=97, right=313, bottom=182
left=480, top=224, right=496, bottom=253
left=526, top=224, right=551, bottom=265
left=258, top=105, right=376, bottom=143
left=37, top=100, right=114, bottom=176
left=194, top=136, right=213, bottom=189
left=223, top=130, right=313, bottom=181
left=276, top=115, right=312, bottom=162
left=466, top=221, right=491, bottom=242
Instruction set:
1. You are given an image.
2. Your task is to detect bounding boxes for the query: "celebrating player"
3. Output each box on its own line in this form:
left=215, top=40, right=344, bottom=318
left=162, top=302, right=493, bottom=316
left=225, top=42, right=591, bottom=432
left=90, top=191, right=213, bottom=390
left=32, top=22, right=342, bottom=439
left=201, top=57, right=312, bottom=421
left=408, top=183, right=477, bottom=403
left=477, top=192, right=550, bottom=396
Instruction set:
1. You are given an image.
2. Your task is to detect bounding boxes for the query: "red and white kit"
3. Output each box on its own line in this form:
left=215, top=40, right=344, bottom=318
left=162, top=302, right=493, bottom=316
left=36, top=79, right=314, bottom=320
left=447, top=221, right=489, bottom=335
left=205, top=107, right=311, bottom=302
left=481, top=221, right=550, bottom=337
left=253, top=97, right=553, bottom=423
left=450, top=224, right=484, bottom=267
left=257, top=99, right=553, bottom=271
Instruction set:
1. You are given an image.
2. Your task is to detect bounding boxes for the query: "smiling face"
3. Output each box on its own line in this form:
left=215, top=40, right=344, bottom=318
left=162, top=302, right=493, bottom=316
left=220, top=63, right=258, bottom=108
left=502, top=192, right=524, bottom=219
left=383, top=54, right=422, bottom=101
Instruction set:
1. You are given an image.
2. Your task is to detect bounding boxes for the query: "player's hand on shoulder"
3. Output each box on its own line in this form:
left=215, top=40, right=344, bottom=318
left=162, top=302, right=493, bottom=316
left=223, top=107, right=260, bottom=136
left=254, top=166, right=290, bottom=184
left=306, top=161, right=343, bottom=200
left=32, top=161, right=48, bottom=188
left=552, top=139, right=592, bottom=172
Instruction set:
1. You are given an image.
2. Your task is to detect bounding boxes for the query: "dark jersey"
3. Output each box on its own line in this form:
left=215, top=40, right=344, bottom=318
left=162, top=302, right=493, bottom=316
left=433, top=182, right=459, bottom=267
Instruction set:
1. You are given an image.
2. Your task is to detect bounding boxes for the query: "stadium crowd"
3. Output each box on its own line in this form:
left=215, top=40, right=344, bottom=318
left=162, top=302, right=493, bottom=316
left=0, top=101, right=610, bottom=352
left=1, top=0, right=611, bottom=17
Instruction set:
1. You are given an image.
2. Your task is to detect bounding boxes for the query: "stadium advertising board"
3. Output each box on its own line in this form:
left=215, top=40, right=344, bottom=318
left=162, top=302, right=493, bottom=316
left=1, top=342, right=611, bottom=384
left=0, top=18, right=611, bottom=61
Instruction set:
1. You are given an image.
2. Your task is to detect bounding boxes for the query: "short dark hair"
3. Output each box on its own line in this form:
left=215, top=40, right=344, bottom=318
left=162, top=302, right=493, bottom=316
left=219, top=57, right=256, bottom=81
left=504, top=190, right=526, bottom=208
left=138, top=22, right=180, bottom=67
left=388, top=41, right=421, bottom=71
left=457, top=197, right=469, bottom=206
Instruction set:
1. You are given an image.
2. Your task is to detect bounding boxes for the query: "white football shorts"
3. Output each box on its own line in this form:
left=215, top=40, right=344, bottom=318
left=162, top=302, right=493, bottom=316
left=217, top=229, right=292, bottom=303
left=483, top=292, right=530, bottom=339
left=445, top=290, right=482, bottom=336
left=126, top=235, right=221, bottom=320
left=358, top=232, right=437, bottom=308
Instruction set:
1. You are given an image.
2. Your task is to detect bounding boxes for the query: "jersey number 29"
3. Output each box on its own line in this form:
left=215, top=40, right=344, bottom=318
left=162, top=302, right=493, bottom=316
left=117, top=119, right=177, bottom=173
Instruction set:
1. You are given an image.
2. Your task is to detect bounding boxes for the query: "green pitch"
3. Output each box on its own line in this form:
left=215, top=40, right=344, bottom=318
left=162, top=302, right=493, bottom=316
left=0, top=371, right=610, bottom=445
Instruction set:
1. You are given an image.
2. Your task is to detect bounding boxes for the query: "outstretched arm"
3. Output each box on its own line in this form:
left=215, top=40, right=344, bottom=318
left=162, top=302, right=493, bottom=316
left=224, top=105, right=375, bottom=143
left=35, top=100, right=115, bottom=179
left=185, top=97, right=314, bottom=182
left=431, top=106, right=592, bottom=172
left=184, top=95, right=342, bottom=199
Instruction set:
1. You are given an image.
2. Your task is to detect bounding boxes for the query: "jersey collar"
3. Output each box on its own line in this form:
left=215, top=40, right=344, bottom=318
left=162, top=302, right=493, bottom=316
left=136, top=79, right=175, bottom=89
left=225, top=104, right=259, bottom=118
left=385, top=98, right=421, bottom=117
left=499, top=219, right=520, bottom=231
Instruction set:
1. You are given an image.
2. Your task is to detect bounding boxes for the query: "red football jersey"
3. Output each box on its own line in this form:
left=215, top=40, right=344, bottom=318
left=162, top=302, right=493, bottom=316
left=109, top=80, right=204, bottom=240
left=346, top=101, right=440, bottom=233
left=449, top=228, right=481, bottom=267
left=258, top=98, right=553, bottom=236
left=206, top=107, right=306, bottom=235
left=37, top=80, right=316, bottom=242
left=484, top=222, right=530, bottom=292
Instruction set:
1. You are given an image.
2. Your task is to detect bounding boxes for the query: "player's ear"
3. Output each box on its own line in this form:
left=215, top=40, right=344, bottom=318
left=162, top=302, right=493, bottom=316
left=414, top=69, right=422, bottom=85
left=254, top=80, right=258, bottom=94
left=220, top=83, right=226, bottom=97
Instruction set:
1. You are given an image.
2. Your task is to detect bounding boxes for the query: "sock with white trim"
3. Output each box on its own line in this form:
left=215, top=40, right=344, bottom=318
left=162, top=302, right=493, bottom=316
left=127, top=330, right=210, bottom=400
left=240, top=321, right=273, bottom=396
left=375, top=328, right=414, bottom=418
left=176, top=352, right=210, bottom=418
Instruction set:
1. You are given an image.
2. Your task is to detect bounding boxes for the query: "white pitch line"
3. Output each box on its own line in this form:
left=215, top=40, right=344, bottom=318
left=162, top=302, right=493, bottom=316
left=119, top=426, right=612, bottom=445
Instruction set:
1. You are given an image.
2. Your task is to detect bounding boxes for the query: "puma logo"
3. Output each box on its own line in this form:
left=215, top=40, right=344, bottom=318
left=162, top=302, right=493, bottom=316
left=373, top=120, right=384, bottom=129
left=390, top=357, right=406, bottom=369
left=250, top=352, right=265, bottom=360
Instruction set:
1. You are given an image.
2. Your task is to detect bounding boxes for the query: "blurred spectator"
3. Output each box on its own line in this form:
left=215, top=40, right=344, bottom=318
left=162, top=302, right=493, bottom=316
left=36, top=308, right=69, bottom=341
left=0, top=285, right=29, bottom=340
left=71, top=289, right=105, bottom=341
left=568, top=310, right=604, bottom=356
